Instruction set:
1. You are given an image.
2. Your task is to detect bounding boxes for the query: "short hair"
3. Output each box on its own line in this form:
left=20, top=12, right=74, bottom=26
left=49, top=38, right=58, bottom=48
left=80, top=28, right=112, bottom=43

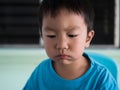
left=39, top=0, right=94, bottom=35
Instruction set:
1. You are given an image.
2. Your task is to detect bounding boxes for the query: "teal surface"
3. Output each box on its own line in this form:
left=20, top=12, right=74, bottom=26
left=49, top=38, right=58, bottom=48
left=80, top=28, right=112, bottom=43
left=0, top=48, right=120, bottom=90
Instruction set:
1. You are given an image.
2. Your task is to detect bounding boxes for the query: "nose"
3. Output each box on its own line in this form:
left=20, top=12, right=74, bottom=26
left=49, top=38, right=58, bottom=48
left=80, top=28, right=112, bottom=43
left=56, top=36, right=69, bottom=50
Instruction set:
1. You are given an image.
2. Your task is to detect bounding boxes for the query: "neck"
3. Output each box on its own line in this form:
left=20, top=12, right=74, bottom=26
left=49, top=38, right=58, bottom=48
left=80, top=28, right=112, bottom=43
left=53, top=56, right=90, bottom=80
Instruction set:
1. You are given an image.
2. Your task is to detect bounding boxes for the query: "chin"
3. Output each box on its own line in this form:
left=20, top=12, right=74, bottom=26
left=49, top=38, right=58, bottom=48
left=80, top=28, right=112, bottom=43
left=54, top=59, right=73, bottom=65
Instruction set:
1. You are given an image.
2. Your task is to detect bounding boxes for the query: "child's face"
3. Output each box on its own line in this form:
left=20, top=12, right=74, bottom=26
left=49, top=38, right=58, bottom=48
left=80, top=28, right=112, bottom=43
left=42, top=9, right=94, bottom=65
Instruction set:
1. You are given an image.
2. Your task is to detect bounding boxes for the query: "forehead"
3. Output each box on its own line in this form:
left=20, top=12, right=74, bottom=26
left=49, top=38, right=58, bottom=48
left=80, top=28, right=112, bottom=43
left=43, top=8, right=84, bottom=20
left=42, top=8, right=87, bottom=32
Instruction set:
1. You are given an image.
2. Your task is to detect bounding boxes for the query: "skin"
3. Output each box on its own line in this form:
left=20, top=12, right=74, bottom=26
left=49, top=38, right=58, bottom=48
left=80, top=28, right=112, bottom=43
left=42, top=9, right=94, bottom=80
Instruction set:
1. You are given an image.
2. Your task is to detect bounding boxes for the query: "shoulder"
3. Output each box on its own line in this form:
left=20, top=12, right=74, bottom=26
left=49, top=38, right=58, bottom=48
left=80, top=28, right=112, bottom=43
left=27, top=58, right=51, bottom=79
left=84, top=52, right=115, bottom=78
left=84, top=52, right=113, bottom=77
left=83, top=52, right=108, bottom=72
left=35, top=58, right=51, bottom=72
left=83, top=53, right=119, bottom=90
left=23, top=58, right=52, bottom=90
left=38, top=58, right=51, bottom=67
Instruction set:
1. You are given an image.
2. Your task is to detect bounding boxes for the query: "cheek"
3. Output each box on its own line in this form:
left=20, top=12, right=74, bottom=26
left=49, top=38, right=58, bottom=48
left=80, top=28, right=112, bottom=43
left=43, top=42, right=54, bottom=58
left=42, top=38, right=55, bottom=56
left=42, top=36, right=52, bottom=46
left=72, top=42, right=84, bottom=51
left=71, top=39, right=86, bottom=53
left=43, top=40, right=53, bottom=50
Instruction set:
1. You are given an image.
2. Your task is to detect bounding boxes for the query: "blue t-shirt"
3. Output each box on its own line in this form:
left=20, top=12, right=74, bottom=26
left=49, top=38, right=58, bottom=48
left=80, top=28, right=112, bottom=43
left=23, top=53, right=119, bottom=90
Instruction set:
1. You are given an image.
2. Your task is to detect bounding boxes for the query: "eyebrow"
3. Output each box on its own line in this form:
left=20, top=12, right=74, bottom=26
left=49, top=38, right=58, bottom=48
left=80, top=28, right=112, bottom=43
left=44, top=27, right=56, bottom=31
left=43, top=25, right=81, bottom=32
left=68, top=26, right=81, bottom=30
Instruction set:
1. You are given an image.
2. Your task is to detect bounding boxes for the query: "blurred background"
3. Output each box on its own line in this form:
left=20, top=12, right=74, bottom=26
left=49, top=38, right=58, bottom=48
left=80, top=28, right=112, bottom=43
left=0, top=0, right=119, bottom=90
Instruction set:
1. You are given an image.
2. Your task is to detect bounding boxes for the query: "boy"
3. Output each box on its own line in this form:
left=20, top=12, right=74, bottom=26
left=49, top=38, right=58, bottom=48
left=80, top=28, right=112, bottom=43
left=23, top=0, right=119, bottom=90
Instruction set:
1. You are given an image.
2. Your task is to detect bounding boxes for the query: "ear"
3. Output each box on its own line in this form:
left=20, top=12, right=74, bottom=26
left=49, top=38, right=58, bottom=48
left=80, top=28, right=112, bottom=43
left=85, top=30, right=95, bottom=48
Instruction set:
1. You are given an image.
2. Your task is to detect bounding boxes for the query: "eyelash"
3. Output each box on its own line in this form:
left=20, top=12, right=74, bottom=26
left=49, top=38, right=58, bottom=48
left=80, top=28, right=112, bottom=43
left=68, top=35, right=78, bottom=38
left=46, top=34, right=78, bottom=38
left=47, top=35, right=56, bottom=38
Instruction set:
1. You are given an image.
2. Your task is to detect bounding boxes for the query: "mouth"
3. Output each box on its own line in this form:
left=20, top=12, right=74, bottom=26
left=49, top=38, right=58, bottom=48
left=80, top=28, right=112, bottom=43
left=56, top=54, right=72, bottom=60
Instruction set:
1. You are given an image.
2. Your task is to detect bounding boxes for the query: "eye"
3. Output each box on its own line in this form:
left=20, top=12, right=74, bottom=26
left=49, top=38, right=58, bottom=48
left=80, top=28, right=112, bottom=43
left=68, top=34, right=78, bottom=38
left=46, top=35, right=56, bottom=38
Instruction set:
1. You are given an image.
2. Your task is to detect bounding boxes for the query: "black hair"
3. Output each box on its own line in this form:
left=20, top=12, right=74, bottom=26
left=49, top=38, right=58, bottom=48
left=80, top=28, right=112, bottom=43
left=39, top=0, right=94, bottom=35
